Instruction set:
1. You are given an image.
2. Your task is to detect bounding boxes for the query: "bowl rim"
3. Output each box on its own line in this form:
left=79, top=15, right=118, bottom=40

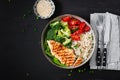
left=41, top=14, right=97, bottom=69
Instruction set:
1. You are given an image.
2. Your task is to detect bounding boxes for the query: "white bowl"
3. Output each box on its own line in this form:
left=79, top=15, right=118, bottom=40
left=33, top=0, right=55, bottom=19
left=41, top=14, right=97, bottom=69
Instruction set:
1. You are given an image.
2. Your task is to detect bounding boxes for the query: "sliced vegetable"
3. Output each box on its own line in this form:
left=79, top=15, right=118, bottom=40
left=60, top=21, right=71, bottom=37
left=70, top=22, right=91, bottom=41
left=84, top=25, right=90, bottom=32
left=80, top=49, right=82, bottom=53
left=71, top=34, right=80, bottom=41
left=55, top=36, right=65, bottom=43
left=62, top=16, right=71, bottom=22
left=69, top=25, right=79, bottom=31
left=71, top=27, right=79, bottom=33
left=74, top=44, right=79, bottom=49
left=79, top=22, right=86, bottom=30
left=44, top=39, right=53, bottom=57
left=52, top=57, right=66, bottom=67
left=68, top=18, right=81, bottom=26
left=50, top=21, right=60, bottom=28
left=47, top=29, right=55, bottom=40
left=63, top=37, right=71, bottom=46
left=65, top=41, right=72, bottom=49
left=44, top=39, right=66, bottom=67
left=60, top=21, right=68, bottom=27
left=73, top=30, right=83, bottom=35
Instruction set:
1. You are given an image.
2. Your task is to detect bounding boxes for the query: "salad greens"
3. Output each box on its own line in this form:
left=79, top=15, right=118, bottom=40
left=46, top=20, right=71, bottom=46
left=44, top=20, right=73, bottom=67
left=44, top=38, right=66, bottom=67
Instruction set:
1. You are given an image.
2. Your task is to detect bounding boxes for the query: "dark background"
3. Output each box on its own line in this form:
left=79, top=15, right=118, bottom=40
left=0, top=0, right=120, bottom=80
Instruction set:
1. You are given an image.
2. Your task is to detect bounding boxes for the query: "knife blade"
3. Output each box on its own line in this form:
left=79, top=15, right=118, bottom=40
left=102, top=12, right=111, bottom=68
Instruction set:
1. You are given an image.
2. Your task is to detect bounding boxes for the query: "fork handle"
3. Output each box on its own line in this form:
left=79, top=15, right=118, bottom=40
left=102, top=48, right=107, bottom=66
left=96, top=48, right=101, bottom=66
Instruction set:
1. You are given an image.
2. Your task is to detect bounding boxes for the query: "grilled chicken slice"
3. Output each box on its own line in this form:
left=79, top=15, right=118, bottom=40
left=73, top=57, right=83, bottom=67
left=47, top=40, right=76, bottom=66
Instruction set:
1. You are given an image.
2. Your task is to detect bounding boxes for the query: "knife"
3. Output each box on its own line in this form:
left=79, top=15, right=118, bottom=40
left=102, top=12, right=111, bottom=68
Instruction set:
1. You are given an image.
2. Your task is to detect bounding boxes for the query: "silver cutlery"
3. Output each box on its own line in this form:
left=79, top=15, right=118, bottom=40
left=102, top=13, right=111, bottom=68
left=96, top=14, right=104, bottom=69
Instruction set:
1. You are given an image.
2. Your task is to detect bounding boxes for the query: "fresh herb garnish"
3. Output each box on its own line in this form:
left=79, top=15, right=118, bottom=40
left=70, top=70, right=73, bottom=72
left=88, top=36, right=91, bottom=39
left=36, top=16, right=39, bottom=20
left=74, top=44, right=79, bottom=49
left=44, top=39, right=66, bottom=67
left=52, top=57, right=66, bottom=67
left=68, top=73, right=71, bottom=76
left=47, top=29, right=55, bottom=40
left=22, top=14, right=26, bottom=19
left=80, top=49, right=82, bottom=52
left=33, top=27, right=37, bottom=32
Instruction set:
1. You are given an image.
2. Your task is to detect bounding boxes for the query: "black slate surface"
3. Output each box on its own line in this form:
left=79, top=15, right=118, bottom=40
left=0, top=0, right=120, bottom=80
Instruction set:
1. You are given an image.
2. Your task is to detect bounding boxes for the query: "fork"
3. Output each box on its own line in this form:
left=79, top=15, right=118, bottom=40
left=96, top=14, right=104, bottom=69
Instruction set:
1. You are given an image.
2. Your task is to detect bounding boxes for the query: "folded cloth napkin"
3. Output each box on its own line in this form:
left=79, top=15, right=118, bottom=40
left=90, top=12, right=120, bottom=70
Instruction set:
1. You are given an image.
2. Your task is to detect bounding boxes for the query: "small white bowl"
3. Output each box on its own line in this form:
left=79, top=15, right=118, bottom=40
left=33, top=0, right=55, bottom=19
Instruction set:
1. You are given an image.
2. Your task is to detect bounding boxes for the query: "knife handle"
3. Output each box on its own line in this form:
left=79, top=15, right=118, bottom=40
left=96, top=48, right=101, bottom=66
left=103, top=48, right=107, bottom=66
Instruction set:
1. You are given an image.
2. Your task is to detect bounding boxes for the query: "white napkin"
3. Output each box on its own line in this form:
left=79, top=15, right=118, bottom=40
left=90, top=12, right=120, bottom=70
left=117, top=16, right=120, bottom=70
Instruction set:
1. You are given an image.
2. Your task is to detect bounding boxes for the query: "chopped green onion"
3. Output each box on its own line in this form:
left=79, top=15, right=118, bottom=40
left=36, top=16, right=39, bottom=20
left=88, top=36, right=91, bottom=39
left=92, top=35, right=94, bottom=40
left=68, top=73, right=71, bottom=76
left=70, top=70, right=73, bottom=73
left=89, top=70, right=94, bottom=74
left=74, top=44, right=79, bottom=49
left=78, top=69, right=81, bottom=73
left=80, top=49, right=82, bottom=52
left=81, top=69, right=84, bottom=72
left=83, top=68, right=86, bottom=71
left=22, top=14, right=26, bottom=19
left=34, top=27, right=37, bottom=32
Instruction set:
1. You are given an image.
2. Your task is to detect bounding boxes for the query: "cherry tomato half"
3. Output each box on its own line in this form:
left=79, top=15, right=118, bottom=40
left=62, top=16, right=71, bottom=22
left=73, top=29, right=83, bottom=35
left=68, top=18, right=81, bottom=26
left=84, top=25, right=90, bottom=32
left=69, top=26, right=79, bottom=30
left=79, top=22, right=86, bottom=30
left=71, top=34, right=80, bottom=41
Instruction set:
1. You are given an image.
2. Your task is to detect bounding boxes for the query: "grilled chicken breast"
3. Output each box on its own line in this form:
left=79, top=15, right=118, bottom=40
left=47, top=40, right=76, bottom=66
left=73, top=57, right=83, bottom=67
